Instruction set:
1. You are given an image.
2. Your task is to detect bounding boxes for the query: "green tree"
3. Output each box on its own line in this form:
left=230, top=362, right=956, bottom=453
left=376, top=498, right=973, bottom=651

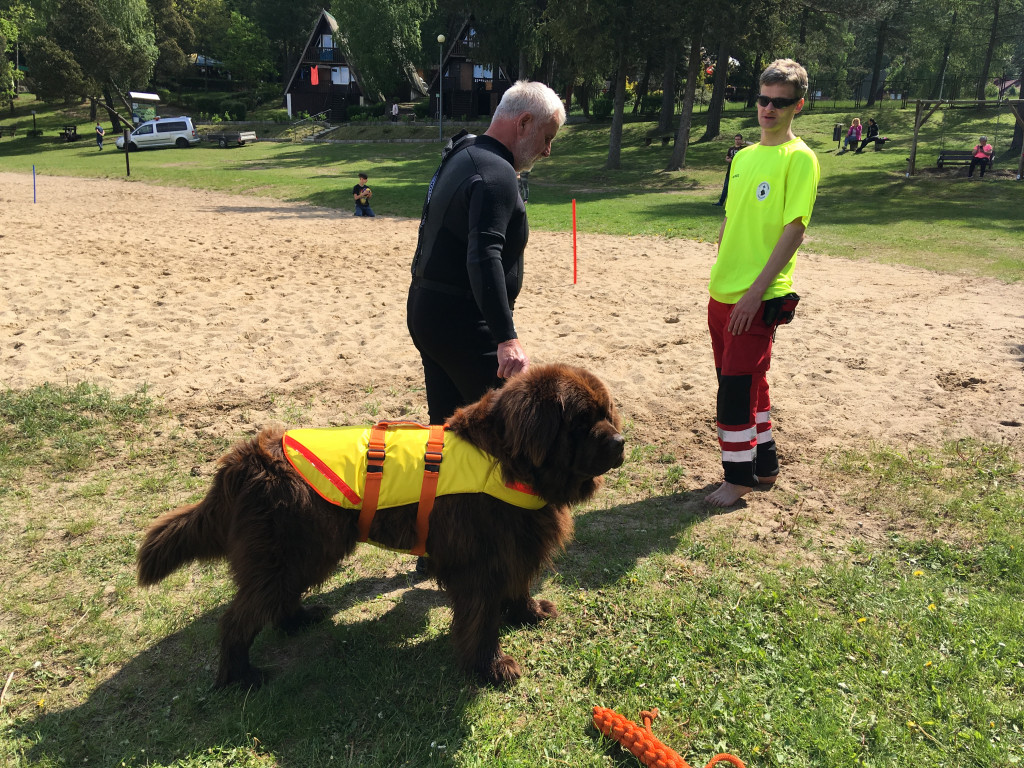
left=231, top=0, right=323, bottom=87
left=0, top=1, right=34, bottom=111
left=147, top=0, right=195, bottom=83
left=333, top=0, right=435, bottom=99
left=219, top=10, right=275, bottom=87
left=31, top=0, right=158, bottom=124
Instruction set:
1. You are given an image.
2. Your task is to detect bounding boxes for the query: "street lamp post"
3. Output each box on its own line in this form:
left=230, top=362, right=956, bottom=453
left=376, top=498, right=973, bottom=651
left=437, top=34, right=445, bottom=141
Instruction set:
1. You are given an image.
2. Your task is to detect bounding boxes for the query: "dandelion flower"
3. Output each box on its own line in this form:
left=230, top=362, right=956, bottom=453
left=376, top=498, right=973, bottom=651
left=913, top=570, right=924, bottom=576
left=857, top=617, right=867, bottom=623
left=927, top=603, right=936, bottom=611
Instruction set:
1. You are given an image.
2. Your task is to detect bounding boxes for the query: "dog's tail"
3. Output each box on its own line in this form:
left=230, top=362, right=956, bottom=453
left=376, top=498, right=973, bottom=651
left=136, top=491, right=229, bottom=586
left=137, top=435, right=262, bottom=585
left=137, top=427, right=289, bottom=586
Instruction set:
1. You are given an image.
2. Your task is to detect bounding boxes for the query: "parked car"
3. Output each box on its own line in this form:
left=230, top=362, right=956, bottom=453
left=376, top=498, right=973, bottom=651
left=116, top=117, right=200, bottom=151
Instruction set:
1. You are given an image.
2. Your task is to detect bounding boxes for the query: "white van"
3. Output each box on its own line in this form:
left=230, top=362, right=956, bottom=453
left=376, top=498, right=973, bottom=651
left=116, top=117, right=200, bottom=151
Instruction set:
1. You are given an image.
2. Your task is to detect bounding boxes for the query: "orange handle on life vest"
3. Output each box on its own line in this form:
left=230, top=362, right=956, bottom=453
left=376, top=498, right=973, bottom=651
left=357, top=423, right=388, bottom=542
left=410, top=424, right=445, bottom=556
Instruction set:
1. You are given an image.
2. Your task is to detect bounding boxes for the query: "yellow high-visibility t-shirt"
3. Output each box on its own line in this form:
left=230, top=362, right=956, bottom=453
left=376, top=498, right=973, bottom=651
left=710, top=138, right=820, bottom=304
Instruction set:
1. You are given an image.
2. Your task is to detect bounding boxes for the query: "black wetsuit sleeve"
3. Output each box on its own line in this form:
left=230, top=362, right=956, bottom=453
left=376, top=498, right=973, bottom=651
left=466, top=173, right=519, bottom=343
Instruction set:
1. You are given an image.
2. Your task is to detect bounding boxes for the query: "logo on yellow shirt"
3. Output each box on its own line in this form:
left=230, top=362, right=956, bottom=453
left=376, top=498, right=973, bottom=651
left=756, top=181, right=771, bottom=201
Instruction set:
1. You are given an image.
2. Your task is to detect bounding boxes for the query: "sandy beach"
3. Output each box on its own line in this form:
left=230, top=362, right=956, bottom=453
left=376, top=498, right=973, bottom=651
left=3, top=171, right=1023, bottom=524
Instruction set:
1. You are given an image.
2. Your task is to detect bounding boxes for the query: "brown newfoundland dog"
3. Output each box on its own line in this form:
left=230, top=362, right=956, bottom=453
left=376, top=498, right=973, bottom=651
left=137, top=363, right=623, bottom=689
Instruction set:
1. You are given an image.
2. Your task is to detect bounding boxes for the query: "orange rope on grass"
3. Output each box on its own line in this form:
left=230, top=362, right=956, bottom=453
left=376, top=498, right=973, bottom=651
left=592, top=705, right=747, bottom=768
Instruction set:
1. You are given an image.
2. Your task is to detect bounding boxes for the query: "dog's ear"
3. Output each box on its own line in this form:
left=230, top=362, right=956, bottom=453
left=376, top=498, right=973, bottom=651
left=497, top=378, right=564, bottom=468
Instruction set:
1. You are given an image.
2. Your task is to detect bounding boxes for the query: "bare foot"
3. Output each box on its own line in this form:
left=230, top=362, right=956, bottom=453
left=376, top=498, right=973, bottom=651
left=756, top=474, right=778, bottom=486
left=705, top=481, right=753, bottom=507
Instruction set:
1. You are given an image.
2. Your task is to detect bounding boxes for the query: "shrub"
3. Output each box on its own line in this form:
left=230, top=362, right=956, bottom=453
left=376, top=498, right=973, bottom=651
left=592, top=96, right=613, bottom=119
left=413, top=102, right=430, bottom=118
left=642, top=93, right=663, bottom=117
left=192, top=93, right=223, bottom=116
left=222, top=100, right=247, bottom=120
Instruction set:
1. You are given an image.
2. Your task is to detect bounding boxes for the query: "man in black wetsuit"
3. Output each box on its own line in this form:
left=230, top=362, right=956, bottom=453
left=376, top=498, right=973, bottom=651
left=407, top=80, right=566, bottom=425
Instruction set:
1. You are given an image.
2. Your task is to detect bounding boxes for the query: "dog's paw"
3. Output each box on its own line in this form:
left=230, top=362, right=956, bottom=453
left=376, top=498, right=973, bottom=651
left=215, top=665, right=266, bottom=691
left=483, top=654, right=522, bottom=687
left=534, top=599, right=558, bottom=620
left=503, top=597, right=558, bottom=626
left=277, top=604, right=331, bottom=635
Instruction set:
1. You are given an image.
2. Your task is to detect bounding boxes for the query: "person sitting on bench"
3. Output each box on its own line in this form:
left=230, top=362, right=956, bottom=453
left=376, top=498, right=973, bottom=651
left=968, top=136, right=994, bottom=178
left=842, top=118, right=862, bottom=151
left=855, top=118, right=881, bottom=153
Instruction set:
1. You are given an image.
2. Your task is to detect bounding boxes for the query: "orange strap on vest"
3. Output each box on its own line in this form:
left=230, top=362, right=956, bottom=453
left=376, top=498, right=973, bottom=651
left=357, top=423, right=388, bottom=542
left=410, top=424, right=446, bottom=556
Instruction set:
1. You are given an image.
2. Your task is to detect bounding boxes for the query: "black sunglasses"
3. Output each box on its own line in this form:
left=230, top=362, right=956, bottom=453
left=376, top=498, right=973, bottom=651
left=756, top=94, right=800, bottom=108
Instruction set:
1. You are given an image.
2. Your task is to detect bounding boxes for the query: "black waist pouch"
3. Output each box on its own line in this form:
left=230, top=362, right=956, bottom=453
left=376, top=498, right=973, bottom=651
left=763, top=292, right=800, bottom=326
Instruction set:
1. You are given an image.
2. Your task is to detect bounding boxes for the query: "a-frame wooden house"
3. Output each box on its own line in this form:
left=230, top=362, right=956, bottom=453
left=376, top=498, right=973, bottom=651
left=427, top=17, right=512, bottom=120
left=283, top=9, right=367, bottom=121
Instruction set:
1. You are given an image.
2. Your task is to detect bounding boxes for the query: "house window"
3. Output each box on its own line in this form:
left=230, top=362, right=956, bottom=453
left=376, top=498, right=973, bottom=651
left=320, top=33, right=334, bottom=61
left=332, top=67, right=350, bottom=85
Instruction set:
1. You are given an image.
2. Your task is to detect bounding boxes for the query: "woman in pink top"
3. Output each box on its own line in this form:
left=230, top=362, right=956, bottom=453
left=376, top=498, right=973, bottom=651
left=968, top=135, right=994, bottom=178
left=843, top=118, right=862, bottom=151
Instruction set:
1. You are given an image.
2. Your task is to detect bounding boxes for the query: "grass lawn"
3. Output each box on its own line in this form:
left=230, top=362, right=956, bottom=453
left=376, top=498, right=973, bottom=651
left=1, top=94, right=1023, bottom=767
left=0, top=386, right=1021, bottom=767
left=1, top=94, right=1021, bottom=281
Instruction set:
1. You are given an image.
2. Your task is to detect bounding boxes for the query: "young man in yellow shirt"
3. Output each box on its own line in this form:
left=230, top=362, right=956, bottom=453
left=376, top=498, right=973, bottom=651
left=706, top=59, right=820, bottom=507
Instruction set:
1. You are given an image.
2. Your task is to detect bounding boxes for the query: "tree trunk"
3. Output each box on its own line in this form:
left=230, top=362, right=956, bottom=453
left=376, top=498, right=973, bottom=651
left=1012, top=99, right=1023, bottom=152
left=632, top=53, right=654, bottom=115
left=931, top=11, right=956, bottom=99
left=102, top=88, right=122, bottom=132
left=746, top=51, right=763, bottom=108
left=667, top=33, right=702, bottom=171
left=658, top=45, right=677, bottom=133
left=866, top=17, right=888, bottom=107
left=605, top=45, right=628, bottom=170
left=518, top=49, right=527, bottom=81
left=1012, top=65, right=1023, bottom=151
left=701, top=38, right=730, bottom=141
left=580, top=82, right=591, bottom=118
left=975, top=0, right=999, bottom=101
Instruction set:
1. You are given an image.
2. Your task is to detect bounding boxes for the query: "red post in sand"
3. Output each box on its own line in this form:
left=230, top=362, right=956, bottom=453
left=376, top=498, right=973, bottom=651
left=572, top=198, right=577, bottom=284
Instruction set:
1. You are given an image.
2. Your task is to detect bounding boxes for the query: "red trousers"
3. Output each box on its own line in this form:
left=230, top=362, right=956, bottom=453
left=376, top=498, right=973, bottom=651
left=708, top=298, right=779, bottom=487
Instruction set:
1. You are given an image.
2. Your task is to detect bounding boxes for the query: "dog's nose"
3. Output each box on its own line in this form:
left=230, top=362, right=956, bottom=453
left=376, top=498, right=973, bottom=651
left=609, top=433, right=625, bottom=467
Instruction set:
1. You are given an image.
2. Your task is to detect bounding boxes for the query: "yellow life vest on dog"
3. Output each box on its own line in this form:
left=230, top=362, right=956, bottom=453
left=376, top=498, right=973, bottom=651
left=282, top=422, right=545, bottom=556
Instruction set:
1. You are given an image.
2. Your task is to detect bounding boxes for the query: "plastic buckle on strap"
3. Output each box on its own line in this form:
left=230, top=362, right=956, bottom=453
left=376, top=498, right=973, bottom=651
left=424, top=449, right=443, bottom=473
left=366, top=448, right=386, bottom=472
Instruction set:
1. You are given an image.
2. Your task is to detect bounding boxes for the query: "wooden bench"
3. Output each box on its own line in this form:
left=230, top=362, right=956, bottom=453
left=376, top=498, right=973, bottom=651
left=644, top=132, right=675, bottom=147
left=937, top=149, right=990, bottom=169
left=0, top=125, right=16, bottom=137
left=62, top=125, right=79, bottom=142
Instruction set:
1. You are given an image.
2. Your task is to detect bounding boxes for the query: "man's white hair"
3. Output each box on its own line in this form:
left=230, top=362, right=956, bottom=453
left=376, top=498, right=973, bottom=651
left=492, top=80, right=566, bottom=127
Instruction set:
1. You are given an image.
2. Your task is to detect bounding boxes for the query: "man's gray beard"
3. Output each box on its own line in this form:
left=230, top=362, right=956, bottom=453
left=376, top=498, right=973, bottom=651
left=514, top=134, right=540, bottom=172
